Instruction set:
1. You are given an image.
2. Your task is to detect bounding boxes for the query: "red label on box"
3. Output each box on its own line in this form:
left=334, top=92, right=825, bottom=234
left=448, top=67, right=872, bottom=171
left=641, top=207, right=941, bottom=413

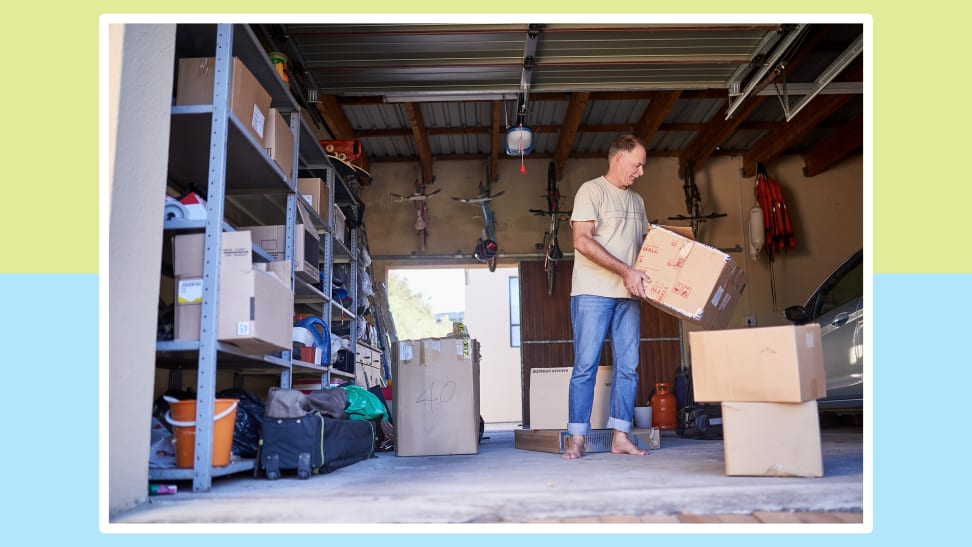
left=672, top=282, right=692, bottom=298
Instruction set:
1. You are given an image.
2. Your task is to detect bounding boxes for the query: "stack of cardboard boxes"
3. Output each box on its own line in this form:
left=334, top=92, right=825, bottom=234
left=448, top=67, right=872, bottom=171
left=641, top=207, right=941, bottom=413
left=172, top=230, right=294, bottom=354
left=689, top=325, right=827, bottom=477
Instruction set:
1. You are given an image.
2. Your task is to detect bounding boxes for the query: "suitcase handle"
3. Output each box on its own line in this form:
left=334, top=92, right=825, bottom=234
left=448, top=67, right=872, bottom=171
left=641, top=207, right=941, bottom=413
left=164, top=401, right=238, bottom=428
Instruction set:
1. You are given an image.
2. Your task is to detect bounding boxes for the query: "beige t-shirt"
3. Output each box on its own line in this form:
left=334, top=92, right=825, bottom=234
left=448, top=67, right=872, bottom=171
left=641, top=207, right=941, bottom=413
left=569, top=176, right=648, bottom=298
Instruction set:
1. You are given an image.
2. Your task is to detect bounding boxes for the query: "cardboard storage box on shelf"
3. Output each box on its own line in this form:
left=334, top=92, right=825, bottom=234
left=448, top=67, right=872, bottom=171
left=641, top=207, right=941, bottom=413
left=264, top=107, right=294, bottom=178
left=393, top=338, right=481, bottom=456
left=513, top=428, right=660, bottom=454
left=529, top=366, right=612, bottom=430
left=689, top=324, right=826, bottom=403
left=633, top=225, right=747, bottom=330
left=176, top=56, right=272, bottom=144
left=297, top=177, right=330, bottom=221
left=333, top=205, right=347, bottom=241
left=238, top=201, right=320, bottom=284
left=721, top=400, right=823, bottom=477
left=172, top=230, right=294, bottom=354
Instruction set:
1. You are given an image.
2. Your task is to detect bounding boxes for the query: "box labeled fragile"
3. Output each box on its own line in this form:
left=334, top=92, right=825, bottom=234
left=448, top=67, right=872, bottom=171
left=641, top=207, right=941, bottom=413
left=721, top=400, right=823, bottom=477
left=393, top=338, right=481, bottom=456
left=633, top=225, right=747, bottom=330
left=176, top=56, right=272, bottom=144
left=689, top=324, right=826, bottom=403
left=528, top=366, right=612, bottom=430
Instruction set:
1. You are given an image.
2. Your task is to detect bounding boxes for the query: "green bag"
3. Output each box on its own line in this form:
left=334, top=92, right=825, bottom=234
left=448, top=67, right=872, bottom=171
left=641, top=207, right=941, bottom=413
left=341, top=385, right=388, bottom=421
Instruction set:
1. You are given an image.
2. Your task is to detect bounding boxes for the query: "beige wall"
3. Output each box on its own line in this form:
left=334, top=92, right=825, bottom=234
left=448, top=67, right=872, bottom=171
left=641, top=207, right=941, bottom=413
left=108, top=24, right=176, bottom=516
left=464, top=267, right=523, bottom=424
left=367, top=152, right=865, bottom=362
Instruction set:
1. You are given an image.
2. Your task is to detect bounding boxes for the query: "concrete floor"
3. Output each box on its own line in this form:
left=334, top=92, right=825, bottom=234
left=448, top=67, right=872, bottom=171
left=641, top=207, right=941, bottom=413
left=112, top=420, right=865, bottom=529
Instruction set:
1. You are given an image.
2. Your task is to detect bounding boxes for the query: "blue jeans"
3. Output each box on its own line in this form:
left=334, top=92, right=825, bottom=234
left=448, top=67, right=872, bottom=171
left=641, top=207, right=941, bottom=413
left=567, top=295, right=641, bottom=436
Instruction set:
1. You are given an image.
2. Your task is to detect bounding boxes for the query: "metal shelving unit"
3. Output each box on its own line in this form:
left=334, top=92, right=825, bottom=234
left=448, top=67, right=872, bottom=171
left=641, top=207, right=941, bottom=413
left=152, top=23, right=386, bottom=492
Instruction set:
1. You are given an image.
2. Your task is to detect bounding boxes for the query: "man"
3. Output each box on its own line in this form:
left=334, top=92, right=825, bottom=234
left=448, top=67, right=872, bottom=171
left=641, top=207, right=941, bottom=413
left=563, top=134, right=652, bottom=459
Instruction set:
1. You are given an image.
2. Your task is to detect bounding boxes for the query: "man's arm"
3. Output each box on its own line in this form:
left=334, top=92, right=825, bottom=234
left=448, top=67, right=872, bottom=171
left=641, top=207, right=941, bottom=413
left=571, top=220, right=651, bottom=298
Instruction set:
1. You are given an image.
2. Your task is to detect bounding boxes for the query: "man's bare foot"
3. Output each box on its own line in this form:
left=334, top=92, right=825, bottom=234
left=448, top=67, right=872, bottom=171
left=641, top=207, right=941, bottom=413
left=611, top=431, right=648, bottom=455
left=562, top=435, right=586, bottom=459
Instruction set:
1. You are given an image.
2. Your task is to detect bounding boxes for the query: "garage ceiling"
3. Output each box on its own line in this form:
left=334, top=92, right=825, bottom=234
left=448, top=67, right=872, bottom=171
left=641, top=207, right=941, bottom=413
left=251, top=22, right=864, bottom=184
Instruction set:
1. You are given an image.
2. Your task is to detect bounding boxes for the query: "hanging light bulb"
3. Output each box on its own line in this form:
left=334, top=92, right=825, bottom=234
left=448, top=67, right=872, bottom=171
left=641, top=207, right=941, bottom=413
left=749, top=202, right=765, bottom=262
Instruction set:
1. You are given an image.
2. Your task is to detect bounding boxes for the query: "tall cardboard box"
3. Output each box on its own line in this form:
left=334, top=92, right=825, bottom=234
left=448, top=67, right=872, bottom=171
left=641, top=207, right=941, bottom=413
left=264, top=107, right=294, bottom=179
left=238, top=201, right=321, bottom=284
left=689, top=324, right=826, bottom=403
left=633, top=225, right=747, bottom=330
left=393, top=338, right=481, bottom=456
left=528, top=366, right=612, bottom=430
left=297, top=177, right=330, bottom=221
left=176, top=56, right=272, bottom=144
left=172, top=230, right=294, bottom=354
left=721, top=400, right=823, bottom=477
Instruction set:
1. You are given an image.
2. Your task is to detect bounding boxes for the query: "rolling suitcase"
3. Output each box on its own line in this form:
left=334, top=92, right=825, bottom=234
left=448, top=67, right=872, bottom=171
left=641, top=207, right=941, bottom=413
left=260, top=411, right=375, bottom=480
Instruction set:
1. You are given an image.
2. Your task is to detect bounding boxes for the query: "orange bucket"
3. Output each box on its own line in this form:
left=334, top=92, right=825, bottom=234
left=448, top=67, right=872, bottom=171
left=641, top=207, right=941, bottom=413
left=165, top=398, right=238, bottom=468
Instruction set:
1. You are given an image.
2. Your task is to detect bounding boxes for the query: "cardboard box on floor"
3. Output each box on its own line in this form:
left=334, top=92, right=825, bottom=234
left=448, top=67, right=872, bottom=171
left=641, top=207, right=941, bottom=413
left=176, top=56, right=272, bottom=144
left=633, top=225, right=747, bottom=330
left=689, top=324, right=826, bottom=403
left=721, top=400, right=823, bottom=477
left=513, top=428, right=660, bottom=454
left=528, top=366, right=612, bottom=430
left=173, top=230, right=294, bottom=354
left=393, top=338, right=481, bottom=456
left=238, top=201, right=320, bottom=284
left=297, top=177, right=330, bottom=222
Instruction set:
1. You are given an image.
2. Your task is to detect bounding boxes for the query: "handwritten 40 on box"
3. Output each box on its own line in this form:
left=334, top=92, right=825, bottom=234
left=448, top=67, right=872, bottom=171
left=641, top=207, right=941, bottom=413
left=393, top=337, right=481, bottom=457
left=634, top=225, right=747, bottom=330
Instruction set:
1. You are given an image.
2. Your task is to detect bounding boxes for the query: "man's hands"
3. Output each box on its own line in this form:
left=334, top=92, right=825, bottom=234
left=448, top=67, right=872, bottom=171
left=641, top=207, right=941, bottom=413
left=624, top=266, right=651, bottom=299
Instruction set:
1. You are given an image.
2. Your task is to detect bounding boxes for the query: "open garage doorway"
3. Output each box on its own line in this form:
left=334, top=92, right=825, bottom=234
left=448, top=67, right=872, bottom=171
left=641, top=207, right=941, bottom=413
left=388, top=266, right=523, bottom=426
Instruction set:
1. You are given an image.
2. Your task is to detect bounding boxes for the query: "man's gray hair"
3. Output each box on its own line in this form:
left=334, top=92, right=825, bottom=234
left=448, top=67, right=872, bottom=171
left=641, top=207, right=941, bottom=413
left=608, top=134, right=645, bottom=160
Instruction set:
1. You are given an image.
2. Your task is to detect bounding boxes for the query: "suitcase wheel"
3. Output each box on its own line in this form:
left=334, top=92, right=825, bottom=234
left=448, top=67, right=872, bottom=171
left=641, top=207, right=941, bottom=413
left=265, top=453, right=280, bottom=481
left=297, top=452, right=311, bottom=480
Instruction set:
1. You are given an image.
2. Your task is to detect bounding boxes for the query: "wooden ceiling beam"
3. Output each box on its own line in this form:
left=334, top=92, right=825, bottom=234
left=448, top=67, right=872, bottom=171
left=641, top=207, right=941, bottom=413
left=802, top=113, right=863, bottom=177
left=490, top=100, right=500, bottom=182
left=633, top=90, right=682, bottom=147
left=404, top=103, right=434, bottom=184
left=552, top=92, right=590, bottom=180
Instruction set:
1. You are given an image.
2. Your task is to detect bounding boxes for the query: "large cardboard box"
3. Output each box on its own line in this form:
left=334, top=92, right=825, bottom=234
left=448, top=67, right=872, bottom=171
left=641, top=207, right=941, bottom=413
left=633, top=225, right=747, bottom=330
left=239, top=202, right=320, bottom=284
left=264, top=107, right=294, bottom=178
left=721, top=400, right=823, bottom=477
left=297, top=177, right=330, bottom=222
left=689, top=324, right=826, bottom=403
left=173, top=230, right=294, bottom=354
left=514, top=428, right=660, bottom=454
left=393, top=338, right=481, bottom=456
left=528, top=366, right=612, bottom=430
left=176, top=56, right=272, bottom=144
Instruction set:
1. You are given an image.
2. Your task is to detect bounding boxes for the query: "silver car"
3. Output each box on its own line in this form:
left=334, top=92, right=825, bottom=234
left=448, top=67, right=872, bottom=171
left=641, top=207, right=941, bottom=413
left=785, top=249, right=864, bottom=412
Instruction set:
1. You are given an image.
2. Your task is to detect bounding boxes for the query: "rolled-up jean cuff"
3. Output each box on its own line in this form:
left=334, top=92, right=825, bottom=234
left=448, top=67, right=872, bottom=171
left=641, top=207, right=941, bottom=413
left=567, top=422, right=590, bottom=437
left=607, top=417, right=632, bottom=433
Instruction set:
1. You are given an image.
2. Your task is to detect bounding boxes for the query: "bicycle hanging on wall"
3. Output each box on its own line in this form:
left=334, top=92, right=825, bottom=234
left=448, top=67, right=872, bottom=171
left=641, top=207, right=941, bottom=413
left=389, top=182, right=441, bottom=253
left=451, top=162, right=504, bottom=272
left=529, top=161, right=572, bottom=296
